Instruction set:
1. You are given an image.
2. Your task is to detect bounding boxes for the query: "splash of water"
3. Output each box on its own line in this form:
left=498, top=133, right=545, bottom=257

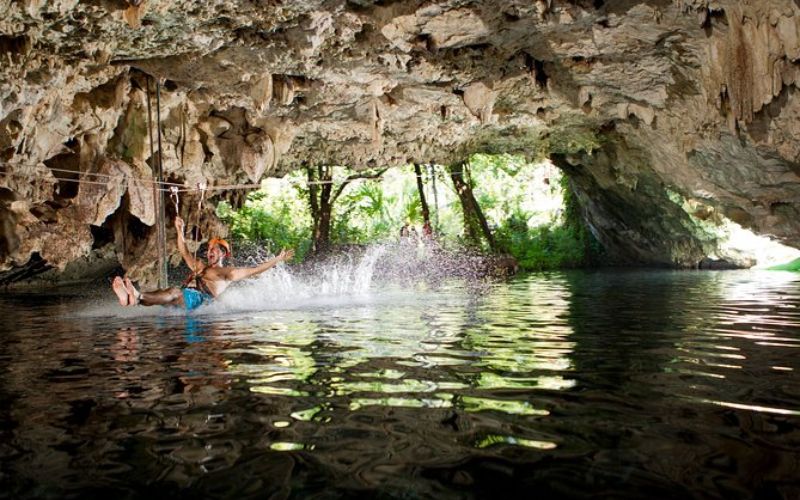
left=85, top=241, right=499, bottom=318
left=211, top=245, right=388, bottom=313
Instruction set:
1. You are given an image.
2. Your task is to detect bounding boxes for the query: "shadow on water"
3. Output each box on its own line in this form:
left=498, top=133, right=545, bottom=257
left=1, top=259, right=799, bottom=498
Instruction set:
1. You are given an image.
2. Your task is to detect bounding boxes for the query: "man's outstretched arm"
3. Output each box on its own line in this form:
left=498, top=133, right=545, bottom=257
left=225, top=249, right=294, bottom=282
left=175, top=216, right=203, bottom=273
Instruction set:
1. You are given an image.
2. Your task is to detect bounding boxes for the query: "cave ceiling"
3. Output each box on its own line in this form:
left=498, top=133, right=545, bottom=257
left=1, top=0, right=800, bottom=280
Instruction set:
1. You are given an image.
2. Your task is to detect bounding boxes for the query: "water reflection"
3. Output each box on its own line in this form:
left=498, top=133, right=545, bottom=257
left=1, top=270, right=799, bottom=498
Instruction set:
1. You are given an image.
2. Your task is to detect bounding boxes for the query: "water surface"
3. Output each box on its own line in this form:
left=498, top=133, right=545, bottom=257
left=1, top=268, right=799, bottom=499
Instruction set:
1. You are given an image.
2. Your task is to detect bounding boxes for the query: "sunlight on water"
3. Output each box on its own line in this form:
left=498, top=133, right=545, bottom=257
left=697, top=399, right=800, bottom=416
left=269, top=442, right=314, bottom=451
left=474, top=435, right=558, bottom=450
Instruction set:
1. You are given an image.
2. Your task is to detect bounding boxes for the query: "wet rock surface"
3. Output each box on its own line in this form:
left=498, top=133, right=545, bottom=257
left=2, top=1, right=800, bottom=284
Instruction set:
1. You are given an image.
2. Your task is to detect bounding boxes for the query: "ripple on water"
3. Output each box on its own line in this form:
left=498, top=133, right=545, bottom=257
left=1, top=269, right=799, bottom=498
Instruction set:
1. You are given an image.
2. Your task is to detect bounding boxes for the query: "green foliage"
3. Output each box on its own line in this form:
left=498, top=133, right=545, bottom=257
left=216, top=175, right=313, bottom=260
left=768, top=257, right=800, bottom=271
left=495, top=222, right=589, bottom=270
left=488, top=166, right=602, bottom=270
left=217, top=156, right=604, bottom=270
left=495, top=217, right=598, bottom=271
left=332, top=178, right=402, bottom=244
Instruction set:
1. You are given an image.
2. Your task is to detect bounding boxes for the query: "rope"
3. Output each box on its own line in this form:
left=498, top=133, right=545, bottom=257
left=0, top=165, right=184, bottom=188
left=32, top=166, right=181, bottom=186
left=192, top=182, right=207, bottom=264
left=0, top=170, right=128, bottom=188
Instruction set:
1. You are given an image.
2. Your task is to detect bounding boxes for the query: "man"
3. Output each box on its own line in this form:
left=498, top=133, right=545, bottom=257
left=111, top=216, right=294, bottom=310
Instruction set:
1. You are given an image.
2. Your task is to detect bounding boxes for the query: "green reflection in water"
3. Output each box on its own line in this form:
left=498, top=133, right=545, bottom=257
left=334, top=379, right=441, bottom=395
left=463, top=277, right=577, bottom=394
left=291, top=406, right=323, bottom=421
left=477, top=372, right=576, bottom=391
left=396, top=357, right=471, bottom=367
left=228, top=323, right=319, bottom=392
left=461, top=396, right=549, bottom=416
left=475, top=434, right=557, bottom=450
left=477, top=351, right=573, bottom=372
left=353, top=369, right=406, bottom=379
left=350, top=393, right=453, bottom=410
left=230, top=330, right=319, bottom=397
left=225, top=278, right=578, bottom=413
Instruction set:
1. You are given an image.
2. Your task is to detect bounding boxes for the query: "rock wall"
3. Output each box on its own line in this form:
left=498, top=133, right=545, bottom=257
left=1, top=0, right=800, bottom=284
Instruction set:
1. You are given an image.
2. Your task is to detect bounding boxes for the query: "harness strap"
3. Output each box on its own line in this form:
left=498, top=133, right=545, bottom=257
left=182, top=267, right=214, bottom=297
left=170, top=186, right=180, bottom=215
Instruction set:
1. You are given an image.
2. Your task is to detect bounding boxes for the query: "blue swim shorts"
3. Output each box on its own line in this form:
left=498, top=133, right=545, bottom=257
left=182, top=287, right=213, bottom=311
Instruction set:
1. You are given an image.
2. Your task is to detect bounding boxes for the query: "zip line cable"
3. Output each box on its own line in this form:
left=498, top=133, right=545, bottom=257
left=0, top=162, right=470, bottom=194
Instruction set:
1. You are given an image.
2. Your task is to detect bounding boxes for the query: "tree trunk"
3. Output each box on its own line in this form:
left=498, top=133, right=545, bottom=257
left=317, top=165, right=333, bottom=253
left=449, top=161, right=497, bottom=252
left=307, top=165, right=319, bottom=244
left=307, top=165, right=333, bottom=254
left=413, top=163, right=430, bottom=226
left=307, top=165, right=388, bottom=255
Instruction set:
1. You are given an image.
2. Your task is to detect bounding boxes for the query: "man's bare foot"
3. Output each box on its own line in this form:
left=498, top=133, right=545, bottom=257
left=112, top=277, right=129, bottom=306
left=123, top=277, right=140, bottom=306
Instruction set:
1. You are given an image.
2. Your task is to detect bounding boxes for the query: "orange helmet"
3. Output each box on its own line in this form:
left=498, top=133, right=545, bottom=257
left=208, top=237, right=232, bottom=258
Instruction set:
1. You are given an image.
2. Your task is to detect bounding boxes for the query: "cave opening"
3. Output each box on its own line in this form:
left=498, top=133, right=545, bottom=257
left=665, top=189, right=800, bottom=269
left=210, top=148, right=800, bottom=273
left=215, top=155, right=600, bottom=270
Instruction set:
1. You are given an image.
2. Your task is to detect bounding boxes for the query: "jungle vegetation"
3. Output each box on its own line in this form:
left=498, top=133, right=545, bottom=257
left=216, top=154, right=603, bottom=270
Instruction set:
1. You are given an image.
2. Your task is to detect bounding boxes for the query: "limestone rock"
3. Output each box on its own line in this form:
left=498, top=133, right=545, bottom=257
left=127, top=158, right=156, bottom=226
left=462, top=82, right=495, bottom=124
left=2, top=0, right=800, bottom=283
left=249, top=73, right=273, bottom=113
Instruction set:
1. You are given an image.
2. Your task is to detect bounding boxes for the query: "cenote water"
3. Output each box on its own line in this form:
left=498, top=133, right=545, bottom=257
left=1, top=252, right=799, bottom=498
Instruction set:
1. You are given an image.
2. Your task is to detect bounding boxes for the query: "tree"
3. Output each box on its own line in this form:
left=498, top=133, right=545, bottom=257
left=306, top=165, right=387, bottom=253
left=448, top=160, right=497, bottom=252
left=413, top=163, right=431, bottom=228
